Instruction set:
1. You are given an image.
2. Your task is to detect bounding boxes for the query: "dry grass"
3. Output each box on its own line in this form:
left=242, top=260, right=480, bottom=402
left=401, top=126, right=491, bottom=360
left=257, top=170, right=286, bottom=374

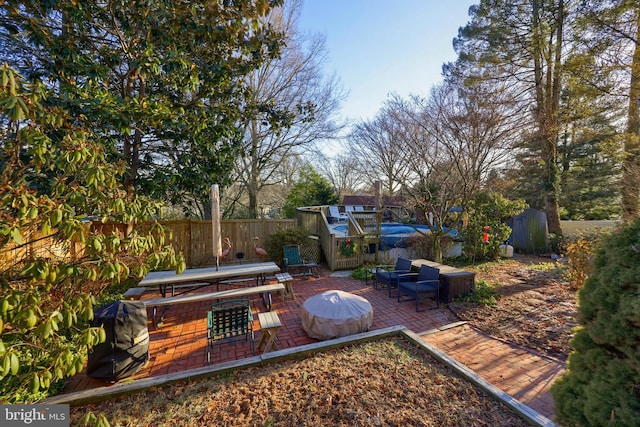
left=71, top=337, right=530, bottom=426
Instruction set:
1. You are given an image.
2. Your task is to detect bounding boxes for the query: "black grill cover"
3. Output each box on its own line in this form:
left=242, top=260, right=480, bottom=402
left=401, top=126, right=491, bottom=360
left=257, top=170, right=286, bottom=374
left=87, top=300, right=149, bottom=381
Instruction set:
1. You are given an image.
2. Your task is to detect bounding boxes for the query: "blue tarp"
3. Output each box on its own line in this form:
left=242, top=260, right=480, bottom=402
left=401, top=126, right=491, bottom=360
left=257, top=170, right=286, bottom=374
left=333, top=223, right=456, bottom=250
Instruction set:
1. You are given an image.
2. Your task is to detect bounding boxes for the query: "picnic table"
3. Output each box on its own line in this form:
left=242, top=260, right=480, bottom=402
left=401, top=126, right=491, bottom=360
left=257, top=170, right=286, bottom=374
left=138, top=262, right=281, bottom=297
left=138, top=262, right=282, bottom=327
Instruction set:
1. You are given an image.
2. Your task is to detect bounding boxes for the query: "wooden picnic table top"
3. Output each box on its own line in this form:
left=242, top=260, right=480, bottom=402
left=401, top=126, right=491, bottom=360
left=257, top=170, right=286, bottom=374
left=138, top=262, right=281, bottom=287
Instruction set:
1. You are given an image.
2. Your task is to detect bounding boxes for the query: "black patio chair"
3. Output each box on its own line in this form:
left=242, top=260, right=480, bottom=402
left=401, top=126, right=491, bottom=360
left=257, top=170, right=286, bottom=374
left=398, top=264, right=440, bottom=312
left=374, top=257, right=413, bottom=297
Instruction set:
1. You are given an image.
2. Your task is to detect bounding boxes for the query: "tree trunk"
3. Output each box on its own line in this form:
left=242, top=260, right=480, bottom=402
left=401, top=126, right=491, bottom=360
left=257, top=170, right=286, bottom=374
left=122, top=73, right=144, bottom=196
left=432, top=234, right=443, bottom=263
left=622, top=11, right=640, bottom=222
left=247, top=122, right=261, bottom=219
left=532, top=0, right=564, bottom=236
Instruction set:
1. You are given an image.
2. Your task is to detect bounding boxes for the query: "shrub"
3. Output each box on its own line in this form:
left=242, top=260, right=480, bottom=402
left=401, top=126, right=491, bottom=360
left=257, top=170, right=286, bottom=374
left=264, top=227, right=310, bottom=264
left=0, top=67, right=183, bottom=403
left=561, top=228, right=611, bottom=291
left=456, top=280, right=500, bottom=306
left=405, top=233, right=454, bottom=260
left=351, top=265, right=375, bottom=281
left=462, top=192, right=527, bottom=261
left=551, top=219, right=640, bottom=426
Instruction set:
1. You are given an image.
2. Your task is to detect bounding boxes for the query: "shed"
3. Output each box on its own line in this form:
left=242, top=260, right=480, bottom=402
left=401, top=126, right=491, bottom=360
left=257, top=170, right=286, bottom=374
left=508, top=208, right=548, bottom=253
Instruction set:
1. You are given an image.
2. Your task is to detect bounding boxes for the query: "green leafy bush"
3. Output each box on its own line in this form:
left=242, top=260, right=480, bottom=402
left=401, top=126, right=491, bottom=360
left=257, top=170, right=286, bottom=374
left=462, top=192, right=527, bottom=261
left=456, top=280, right=500, bottom=306
left=0, top=66, right=183, bottom=403
left=551, top=219, right=640, bottom=426
left=351, top=265, right=375, bottom=281
left=264, top=227, right=310, bottom=264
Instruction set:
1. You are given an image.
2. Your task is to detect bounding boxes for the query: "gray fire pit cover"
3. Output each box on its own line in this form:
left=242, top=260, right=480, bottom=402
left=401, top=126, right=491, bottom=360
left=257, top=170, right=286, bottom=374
left=301, top=290, right=373, bottom=340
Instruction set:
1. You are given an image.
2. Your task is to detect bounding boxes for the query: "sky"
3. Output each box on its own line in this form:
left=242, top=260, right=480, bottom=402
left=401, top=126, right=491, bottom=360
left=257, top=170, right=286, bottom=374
left=298, top=0, right=477, bottom=125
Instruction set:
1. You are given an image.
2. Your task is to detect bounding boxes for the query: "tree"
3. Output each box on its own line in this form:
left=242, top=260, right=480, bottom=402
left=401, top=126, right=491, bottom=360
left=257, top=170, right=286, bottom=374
left=0, top=66, right=183, bottom=402
left=347, top=95, right=414, bottom=196
left=315, top=152, right=368, bottom=196
left=449, top=0, right=570, bottom=235
left=281, top=165, right=339, bottom=218
left=399, top=81, right=520, bottom=262
left=0, top=0, right=285, bottom=215
left=232, top=0, right=345, bottom=218
left=552, top=219, right=640, bottom=425
left=573, top=1, right=640, bottom=221
left=462, top=192, right=527, bottom=260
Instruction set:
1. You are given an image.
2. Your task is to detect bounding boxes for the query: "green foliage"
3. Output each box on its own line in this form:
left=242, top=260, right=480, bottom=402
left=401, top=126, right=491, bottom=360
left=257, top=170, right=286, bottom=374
left=0, top=0, right=285, bottom=217
left=264, top=227, right=310, bottom=264
left=456, top=280, right=500, bottom=306
left=0, top=66, right=184, bottom=403
left=351, top=265, right=375, bottom=281
left=78, top=411, right=111, bottom=427
left=281, top=165, right=339, bottom=218
left=552, top=219, right=640, bottom=426
left=462, top=192, right=527, bottom=261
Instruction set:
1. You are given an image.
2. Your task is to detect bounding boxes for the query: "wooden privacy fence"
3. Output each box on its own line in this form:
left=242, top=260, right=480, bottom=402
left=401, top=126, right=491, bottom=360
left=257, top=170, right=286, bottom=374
left=0, top=230, right=82, bottom=271
left=96, top=219, right=301, bottom=267
left=160, top=219, right=297, bottom=267
left=0, top=220, right=297, bottom=270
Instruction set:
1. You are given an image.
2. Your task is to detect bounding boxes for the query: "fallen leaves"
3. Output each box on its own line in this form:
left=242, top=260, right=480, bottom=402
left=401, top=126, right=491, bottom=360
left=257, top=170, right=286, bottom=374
left=449, top=255, right=577, bottom=360
left=71, top=339, right=531, bottom=426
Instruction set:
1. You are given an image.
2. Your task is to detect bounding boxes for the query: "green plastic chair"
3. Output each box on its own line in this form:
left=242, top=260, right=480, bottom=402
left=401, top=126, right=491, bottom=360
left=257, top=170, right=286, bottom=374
left=206, top=299, right=254, bottom=364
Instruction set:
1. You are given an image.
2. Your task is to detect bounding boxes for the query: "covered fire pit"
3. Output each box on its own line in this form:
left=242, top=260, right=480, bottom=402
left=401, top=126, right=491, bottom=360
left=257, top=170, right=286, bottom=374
left=301, top=290, right=373, bottom=340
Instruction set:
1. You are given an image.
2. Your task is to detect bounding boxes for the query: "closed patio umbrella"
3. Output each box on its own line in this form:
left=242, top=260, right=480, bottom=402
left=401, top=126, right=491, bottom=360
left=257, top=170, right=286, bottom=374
left=211, top=184, right=222, bottom=270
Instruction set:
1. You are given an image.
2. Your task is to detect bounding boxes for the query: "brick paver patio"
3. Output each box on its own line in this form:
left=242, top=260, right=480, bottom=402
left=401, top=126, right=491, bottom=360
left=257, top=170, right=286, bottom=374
left=64, top=269, right=564, bottom=421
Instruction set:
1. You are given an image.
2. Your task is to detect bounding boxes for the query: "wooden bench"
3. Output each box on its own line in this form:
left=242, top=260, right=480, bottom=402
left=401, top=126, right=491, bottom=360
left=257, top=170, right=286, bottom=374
left=257, top=311, right=282, bottom=353
left=144, top=283, right=286, bottom=328
left=275, top=272, right=295, bottom=300
left=123, top=287, right=146, bottom=300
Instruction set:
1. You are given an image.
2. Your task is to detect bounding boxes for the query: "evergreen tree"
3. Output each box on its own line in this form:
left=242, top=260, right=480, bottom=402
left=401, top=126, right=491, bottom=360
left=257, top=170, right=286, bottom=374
left=281, top=165, right=339, bottom=218
left=552, top=219, right=640, bottom=425
left=0, top=0, right=284, bottom=216
left=447, top=0, right=570, bottom=235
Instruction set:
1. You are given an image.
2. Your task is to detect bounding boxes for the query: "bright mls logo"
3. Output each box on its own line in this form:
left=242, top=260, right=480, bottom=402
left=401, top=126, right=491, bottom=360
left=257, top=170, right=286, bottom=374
left=1, top=404, right=69, bottom=426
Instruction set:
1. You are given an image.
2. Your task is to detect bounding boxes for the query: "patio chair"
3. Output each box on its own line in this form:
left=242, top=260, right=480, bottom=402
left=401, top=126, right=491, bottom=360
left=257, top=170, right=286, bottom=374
left=398, top=265, right=440, bottom=312
left=207, top=299, right=254, bottom=364
left=283, top=244, right=318, bottom=278
left=328, top=206, right=346, bottom=223
left=374, top=257, right=413, bottom=297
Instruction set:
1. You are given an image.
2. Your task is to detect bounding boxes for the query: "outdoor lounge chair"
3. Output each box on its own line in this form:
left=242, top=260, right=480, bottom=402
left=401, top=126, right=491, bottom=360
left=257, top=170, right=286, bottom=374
left=398, top=264, right=440, bottom=312
left=283, top=244, right=318, bottom=278
left=328, top=206, right=346, bottom=223
left=374, top=257, right=413, bottom=297
left=207, top=299, right=254, bottom=364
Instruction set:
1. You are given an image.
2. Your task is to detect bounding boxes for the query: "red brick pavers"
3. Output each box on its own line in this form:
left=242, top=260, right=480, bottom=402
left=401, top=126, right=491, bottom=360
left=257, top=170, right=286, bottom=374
left=63, top=271, right=564, bottom=422
left=65, top=273, right=457, bottom=393
left=423, top=323, right=564, bottom=420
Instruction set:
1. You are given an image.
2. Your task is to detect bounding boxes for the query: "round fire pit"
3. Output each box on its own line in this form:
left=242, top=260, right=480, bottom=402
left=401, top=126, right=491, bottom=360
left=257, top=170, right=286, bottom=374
left=301, top=290, right=373, bottom=340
